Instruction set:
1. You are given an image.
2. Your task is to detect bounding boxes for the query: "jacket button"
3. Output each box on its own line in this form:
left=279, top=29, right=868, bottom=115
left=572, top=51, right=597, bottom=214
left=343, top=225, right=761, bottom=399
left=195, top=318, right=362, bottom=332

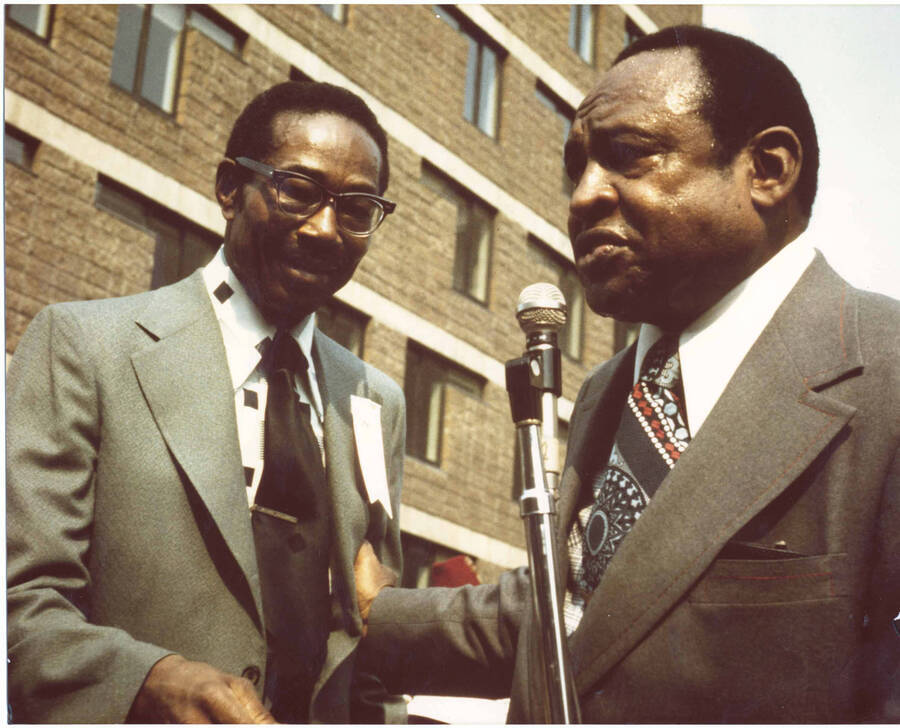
left=242, top=665, right=261, bottom=685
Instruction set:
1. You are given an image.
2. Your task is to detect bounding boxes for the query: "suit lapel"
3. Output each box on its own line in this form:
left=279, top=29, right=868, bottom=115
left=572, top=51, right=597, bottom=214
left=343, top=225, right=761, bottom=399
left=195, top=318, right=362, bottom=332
left=569, top=256, right=862, bottom=695
left=131, top=273, right=263, bottom=624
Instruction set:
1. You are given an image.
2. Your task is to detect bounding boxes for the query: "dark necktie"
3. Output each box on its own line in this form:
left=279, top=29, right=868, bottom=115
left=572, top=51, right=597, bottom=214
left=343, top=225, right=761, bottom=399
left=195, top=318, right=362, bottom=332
left=576, top=333, right=691, bottom=596
left=251, top=329, right=331, bottom=721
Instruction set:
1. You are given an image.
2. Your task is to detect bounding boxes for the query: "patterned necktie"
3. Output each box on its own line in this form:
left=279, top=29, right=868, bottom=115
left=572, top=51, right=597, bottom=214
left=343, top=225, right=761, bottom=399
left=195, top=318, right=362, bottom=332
left=252, top=329, right=331, bottom=721
left=573, top=333, right=691, bottom=605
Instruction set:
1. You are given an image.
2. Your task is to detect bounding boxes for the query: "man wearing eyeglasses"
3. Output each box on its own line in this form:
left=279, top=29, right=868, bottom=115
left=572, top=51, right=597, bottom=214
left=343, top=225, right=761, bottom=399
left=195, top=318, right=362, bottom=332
left=7, top=81, right=405, bottom=724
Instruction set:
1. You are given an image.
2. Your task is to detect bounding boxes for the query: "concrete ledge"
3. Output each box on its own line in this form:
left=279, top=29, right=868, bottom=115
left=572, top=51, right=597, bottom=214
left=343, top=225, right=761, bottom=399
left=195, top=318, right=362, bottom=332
left=401, top=504, right=528, bottom=569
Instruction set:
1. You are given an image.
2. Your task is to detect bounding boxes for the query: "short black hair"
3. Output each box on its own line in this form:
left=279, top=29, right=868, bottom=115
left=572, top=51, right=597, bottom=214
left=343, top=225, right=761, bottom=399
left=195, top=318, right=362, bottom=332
left=225, top=80, right=390, bottom=193
left=616, top=25, right=819, bottom=218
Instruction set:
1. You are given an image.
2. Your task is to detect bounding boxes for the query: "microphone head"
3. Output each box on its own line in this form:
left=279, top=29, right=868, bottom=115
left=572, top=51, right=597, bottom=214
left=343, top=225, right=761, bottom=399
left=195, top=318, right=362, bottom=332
left=516, top=282, right=567, bottom=336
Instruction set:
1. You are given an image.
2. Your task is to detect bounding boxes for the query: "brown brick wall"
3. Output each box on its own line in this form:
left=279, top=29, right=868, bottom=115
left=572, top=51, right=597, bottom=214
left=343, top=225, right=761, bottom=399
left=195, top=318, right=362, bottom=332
left=5, top=144, right=158, bottom=351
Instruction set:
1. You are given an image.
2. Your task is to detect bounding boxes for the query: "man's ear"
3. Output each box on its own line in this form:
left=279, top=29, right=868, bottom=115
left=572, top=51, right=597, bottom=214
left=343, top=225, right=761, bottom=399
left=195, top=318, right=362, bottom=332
left=215, top=159, right=241, bottom=221
left=747, top=125, right=803, bottom=209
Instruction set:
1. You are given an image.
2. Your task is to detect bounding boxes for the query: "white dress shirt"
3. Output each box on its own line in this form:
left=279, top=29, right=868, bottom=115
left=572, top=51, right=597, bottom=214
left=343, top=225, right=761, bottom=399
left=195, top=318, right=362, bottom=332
left=201, top=246, right=325, bottom=506
left=634, top=235, right=816, bottom=437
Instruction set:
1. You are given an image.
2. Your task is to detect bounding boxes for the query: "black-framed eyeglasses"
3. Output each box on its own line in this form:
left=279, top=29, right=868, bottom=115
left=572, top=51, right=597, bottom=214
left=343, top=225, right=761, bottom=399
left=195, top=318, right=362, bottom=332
left=233, top=156, right=396, bottom=236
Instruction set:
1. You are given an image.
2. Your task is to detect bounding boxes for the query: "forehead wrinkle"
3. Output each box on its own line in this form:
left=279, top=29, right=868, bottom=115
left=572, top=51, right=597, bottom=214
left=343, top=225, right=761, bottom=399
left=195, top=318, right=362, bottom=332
left=578, top=48, right=709, bottom=125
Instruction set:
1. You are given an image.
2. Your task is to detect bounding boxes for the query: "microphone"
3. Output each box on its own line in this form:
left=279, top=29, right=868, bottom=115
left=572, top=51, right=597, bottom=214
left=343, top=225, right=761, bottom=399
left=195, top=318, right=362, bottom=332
left=504, top=284, right=581, bottom=723
left=516, top=283, right=567, bottom=494
left=516, top=282, right=567, bottom=349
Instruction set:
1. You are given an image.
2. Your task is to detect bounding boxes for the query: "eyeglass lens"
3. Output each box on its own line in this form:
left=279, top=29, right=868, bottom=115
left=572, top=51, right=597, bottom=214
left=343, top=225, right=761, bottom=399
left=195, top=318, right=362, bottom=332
left=278, top=176, right=383, bottom=234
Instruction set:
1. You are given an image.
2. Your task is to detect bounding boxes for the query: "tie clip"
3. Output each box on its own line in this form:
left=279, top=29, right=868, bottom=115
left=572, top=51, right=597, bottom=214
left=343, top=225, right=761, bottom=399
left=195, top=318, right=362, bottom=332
left=250, top=503, right=299, bottom=524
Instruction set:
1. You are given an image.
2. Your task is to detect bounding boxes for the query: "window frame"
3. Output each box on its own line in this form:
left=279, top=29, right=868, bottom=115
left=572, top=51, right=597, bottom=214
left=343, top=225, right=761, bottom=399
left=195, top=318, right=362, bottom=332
left=527, top=234, right=585, bottom=362
left=290, top=66, right=313, bottom=83
left=558, top=265, right=585, bottom=362
left=110, top=4, right=186, bottom=115
left=625, top=16, right=645, bottom=49
left=94, top=175, right=220, bottom=289
left=110, top=5, right=243, bottom=115
left=316, top=300, right=368, bottom=357
left=4, top=125, right=40, bottom=171
left=614, top=320, right=641, bottom=353
left=188, top=5, right=246, bottom=54
left=317, top=5, right=347, bottom=23
left=421, top=162, right=495, bottom=305
left=535, top=80, right=576, bottom=195
left=435, top=5, right=503, bottom=138
left=5, top=4, right=53, bottom=41
left=404, top=342, right=484, bottom=466
left=568, top=4, right=595, bottom=65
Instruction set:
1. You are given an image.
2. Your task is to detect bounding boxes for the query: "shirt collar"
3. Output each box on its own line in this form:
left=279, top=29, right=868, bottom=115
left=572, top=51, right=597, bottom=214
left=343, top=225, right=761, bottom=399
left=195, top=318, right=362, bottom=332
left=634, top=234, right=815, bottom=435
left=201, top=246, right=317, bottom=392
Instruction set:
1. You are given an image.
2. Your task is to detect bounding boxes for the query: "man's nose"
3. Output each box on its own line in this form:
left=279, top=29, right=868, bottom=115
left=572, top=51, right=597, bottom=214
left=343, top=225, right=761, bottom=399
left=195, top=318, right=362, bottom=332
left=300, top=199, right=340, bottom=241
left=568, top=162, right=618, bottom=230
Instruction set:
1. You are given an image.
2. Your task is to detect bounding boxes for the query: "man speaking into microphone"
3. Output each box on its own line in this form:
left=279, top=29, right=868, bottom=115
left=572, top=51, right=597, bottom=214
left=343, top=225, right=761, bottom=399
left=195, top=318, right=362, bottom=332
left=354, top=25, right=899, bottom=722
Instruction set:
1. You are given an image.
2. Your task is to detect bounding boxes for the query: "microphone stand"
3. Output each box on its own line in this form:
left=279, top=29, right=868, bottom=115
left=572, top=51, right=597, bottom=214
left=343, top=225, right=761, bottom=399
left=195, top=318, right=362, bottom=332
left=506, top=354, right=581, bottom=724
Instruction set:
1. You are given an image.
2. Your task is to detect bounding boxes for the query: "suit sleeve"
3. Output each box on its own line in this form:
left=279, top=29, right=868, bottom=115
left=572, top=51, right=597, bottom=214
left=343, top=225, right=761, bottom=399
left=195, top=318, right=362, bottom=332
left=6, top=306, right=171, bottom=723
left=357, top=566, right=531, bottom=699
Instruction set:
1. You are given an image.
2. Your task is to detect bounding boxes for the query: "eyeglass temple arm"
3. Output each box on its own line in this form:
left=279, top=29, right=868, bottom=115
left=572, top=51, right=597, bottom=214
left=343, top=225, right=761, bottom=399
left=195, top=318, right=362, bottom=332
left=233, top=157, right=273, bottom=178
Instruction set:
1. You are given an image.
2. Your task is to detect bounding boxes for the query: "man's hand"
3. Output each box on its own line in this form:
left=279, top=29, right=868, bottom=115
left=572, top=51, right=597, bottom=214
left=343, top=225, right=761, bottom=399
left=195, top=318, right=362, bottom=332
left=130, top=654, right=277, bottom=723
left=354, top=540, right=397, bottom=635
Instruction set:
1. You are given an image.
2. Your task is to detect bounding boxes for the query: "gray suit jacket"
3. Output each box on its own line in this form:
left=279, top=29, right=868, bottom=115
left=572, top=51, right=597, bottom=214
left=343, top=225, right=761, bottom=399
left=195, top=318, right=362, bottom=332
left=6, top=270, right=406, bottom=723
left=362, top=254, right=900, bottom=722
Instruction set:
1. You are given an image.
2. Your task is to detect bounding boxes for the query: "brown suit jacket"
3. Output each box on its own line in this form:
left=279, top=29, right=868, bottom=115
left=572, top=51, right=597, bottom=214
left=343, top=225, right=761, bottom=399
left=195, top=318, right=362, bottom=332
left=362, top=254, right=900, bottom=722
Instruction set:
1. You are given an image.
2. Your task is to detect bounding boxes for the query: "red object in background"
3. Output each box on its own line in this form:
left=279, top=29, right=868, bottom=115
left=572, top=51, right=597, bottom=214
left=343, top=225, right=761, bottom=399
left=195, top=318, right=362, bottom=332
left=430, top=555, right=480, bottom=587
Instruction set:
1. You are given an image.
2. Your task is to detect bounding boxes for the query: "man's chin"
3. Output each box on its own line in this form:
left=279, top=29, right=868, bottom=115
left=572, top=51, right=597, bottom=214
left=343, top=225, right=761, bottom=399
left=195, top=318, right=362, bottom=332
left=258, top=277, right=350, bottom=329
left=585, top=286, right=642, bottom=323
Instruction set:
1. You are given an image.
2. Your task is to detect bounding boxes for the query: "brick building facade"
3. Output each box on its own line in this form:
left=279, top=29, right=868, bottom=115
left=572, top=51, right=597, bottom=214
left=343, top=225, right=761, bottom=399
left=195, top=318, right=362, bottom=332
left=4, top=4, right=701, bottom=584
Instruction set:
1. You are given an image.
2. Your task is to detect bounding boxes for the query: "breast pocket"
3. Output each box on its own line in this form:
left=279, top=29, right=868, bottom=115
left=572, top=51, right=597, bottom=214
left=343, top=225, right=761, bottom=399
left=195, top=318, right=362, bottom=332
left=689, top=551, right=849, bottom=605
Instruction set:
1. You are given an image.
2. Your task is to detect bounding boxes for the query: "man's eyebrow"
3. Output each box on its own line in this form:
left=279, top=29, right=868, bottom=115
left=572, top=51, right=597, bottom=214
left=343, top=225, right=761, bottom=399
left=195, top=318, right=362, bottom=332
left=278, top=163, right=379, bottom=193
left=584, top=120, right=664, bottom=141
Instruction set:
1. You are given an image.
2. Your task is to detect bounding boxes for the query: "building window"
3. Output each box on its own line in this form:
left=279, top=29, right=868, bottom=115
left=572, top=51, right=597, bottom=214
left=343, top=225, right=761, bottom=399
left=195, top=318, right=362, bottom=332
left=188, top=6, right=245, bottom=53
left=317, top=300, right=367, bottom=357
left=317, top=5, right=347, bottom=23
left=95, top=177, right=219, bottom=288
left=435, top=6, right=501, bottom=137
left=535, top=81, right=575, bottom=195
left=290, top=67, right=313, bottom=83
left=4, top=126, right=39, bottom=170
left=625, top=17, right=645, bottom=49
left=111, top=5, right=242, bottom=113
left=404, top=342, right=483, bottom=466
left=614, top=320, right=641, bottom=352
left=528, top=235, right=585, bottom=361
left=6, top=4, right=52, bottom=39
left=422, top=162, right=494, bottom=303
left=400, top=533, right=477, bottom=588
left=568, top=5, right=594, bottom=64
left=559, top=266, right=585, bottom=361
left=111, top=4, right=184, bottom=113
